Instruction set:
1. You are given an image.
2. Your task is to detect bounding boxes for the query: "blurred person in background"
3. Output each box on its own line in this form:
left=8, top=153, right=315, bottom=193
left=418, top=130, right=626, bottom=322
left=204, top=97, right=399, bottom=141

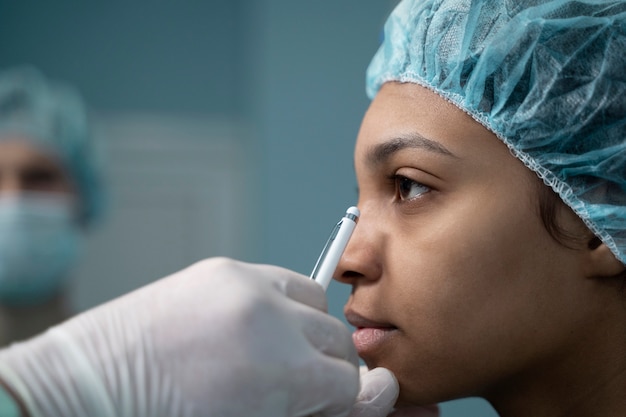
left=0, top=66, right=105, bottom=346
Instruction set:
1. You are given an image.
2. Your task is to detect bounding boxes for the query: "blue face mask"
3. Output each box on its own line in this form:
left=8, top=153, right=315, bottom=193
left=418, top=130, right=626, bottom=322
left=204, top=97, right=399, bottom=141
left=0, top=192, right=83, bottom=307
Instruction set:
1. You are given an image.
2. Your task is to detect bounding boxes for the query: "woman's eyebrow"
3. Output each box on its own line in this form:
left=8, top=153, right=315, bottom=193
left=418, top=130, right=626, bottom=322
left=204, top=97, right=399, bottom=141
left=367, top=133, right=457, bottom=166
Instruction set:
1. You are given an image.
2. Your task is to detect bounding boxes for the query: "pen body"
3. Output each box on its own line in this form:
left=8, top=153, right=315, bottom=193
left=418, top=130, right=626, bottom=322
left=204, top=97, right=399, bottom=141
left=311, top=207, right=359, bottom=291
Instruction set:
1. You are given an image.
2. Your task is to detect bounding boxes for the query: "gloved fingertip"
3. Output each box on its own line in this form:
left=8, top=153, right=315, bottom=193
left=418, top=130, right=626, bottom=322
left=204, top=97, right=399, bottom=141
left=353, top=367, right=399, bottom=414
left=360, top=367, right=398, bottom=395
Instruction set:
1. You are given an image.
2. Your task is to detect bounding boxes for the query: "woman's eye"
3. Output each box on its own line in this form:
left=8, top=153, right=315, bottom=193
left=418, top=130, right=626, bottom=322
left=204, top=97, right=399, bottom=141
left=396, top=175, right=430, bottom=200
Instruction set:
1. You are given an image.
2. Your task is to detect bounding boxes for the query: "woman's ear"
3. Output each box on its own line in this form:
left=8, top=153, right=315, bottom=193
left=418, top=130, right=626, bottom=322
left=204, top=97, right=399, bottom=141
left=586, top=237, right=626, bottom=278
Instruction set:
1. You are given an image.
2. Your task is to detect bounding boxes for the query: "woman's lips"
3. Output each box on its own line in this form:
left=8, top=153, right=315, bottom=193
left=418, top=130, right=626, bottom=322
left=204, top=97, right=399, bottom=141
left=352, top=327, right=396, bottom=354
left=345, top=310, right=397, bottom=356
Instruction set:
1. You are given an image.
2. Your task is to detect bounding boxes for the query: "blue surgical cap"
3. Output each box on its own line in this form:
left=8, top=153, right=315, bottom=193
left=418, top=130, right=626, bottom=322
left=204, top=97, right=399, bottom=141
left=367, top=0, right=626, bottom=264
left=0, top=66, right=105, bottom=227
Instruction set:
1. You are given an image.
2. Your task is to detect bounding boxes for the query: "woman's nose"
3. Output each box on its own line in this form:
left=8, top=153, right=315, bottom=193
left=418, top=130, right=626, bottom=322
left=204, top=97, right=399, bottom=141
left=334, top=207, right=383, bottom=286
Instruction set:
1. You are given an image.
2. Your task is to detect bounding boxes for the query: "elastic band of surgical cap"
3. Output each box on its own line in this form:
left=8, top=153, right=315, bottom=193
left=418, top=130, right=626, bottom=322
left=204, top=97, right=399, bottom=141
left=367, top=0, right=626, bottom=264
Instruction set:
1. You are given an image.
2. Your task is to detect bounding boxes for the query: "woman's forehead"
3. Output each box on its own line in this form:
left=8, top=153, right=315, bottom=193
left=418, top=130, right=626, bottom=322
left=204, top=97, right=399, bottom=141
left=356, top=82, right=507, bottom=163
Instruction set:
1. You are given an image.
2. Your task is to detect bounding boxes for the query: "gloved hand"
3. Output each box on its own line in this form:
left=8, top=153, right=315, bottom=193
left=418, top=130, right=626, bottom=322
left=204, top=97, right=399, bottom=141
left=0, top=257, right=359, bottom=417
left=350, top=367, right=440, bottom=417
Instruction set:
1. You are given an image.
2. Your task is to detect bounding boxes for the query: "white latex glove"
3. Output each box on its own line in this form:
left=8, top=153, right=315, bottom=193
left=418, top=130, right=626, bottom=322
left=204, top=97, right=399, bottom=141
left=0, top=257, right=359, bottom=417
left=350, top=367, right=440, bottom=417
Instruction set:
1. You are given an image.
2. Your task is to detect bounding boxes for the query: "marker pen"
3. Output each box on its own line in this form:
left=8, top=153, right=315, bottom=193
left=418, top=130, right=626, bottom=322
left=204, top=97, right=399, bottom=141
left=310, top=206, right=360, bottom=291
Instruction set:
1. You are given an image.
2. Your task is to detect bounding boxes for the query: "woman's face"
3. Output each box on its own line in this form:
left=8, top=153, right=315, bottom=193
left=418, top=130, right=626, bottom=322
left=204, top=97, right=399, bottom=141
left=336, top=82, right=594, bottom=405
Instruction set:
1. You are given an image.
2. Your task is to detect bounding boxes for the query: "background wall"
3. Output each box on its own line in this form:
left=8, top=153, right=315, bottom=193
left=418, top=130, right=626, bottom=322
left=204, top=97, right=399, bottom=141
left=0, top=1, right=497, bottom=416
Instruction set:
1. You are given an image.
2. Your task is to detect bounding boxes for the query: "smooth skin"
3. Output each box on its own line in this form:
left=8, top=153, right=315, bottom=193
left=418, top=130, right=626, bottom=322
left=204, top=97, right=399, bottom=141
left=335, top=82, right=626, bottom=417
